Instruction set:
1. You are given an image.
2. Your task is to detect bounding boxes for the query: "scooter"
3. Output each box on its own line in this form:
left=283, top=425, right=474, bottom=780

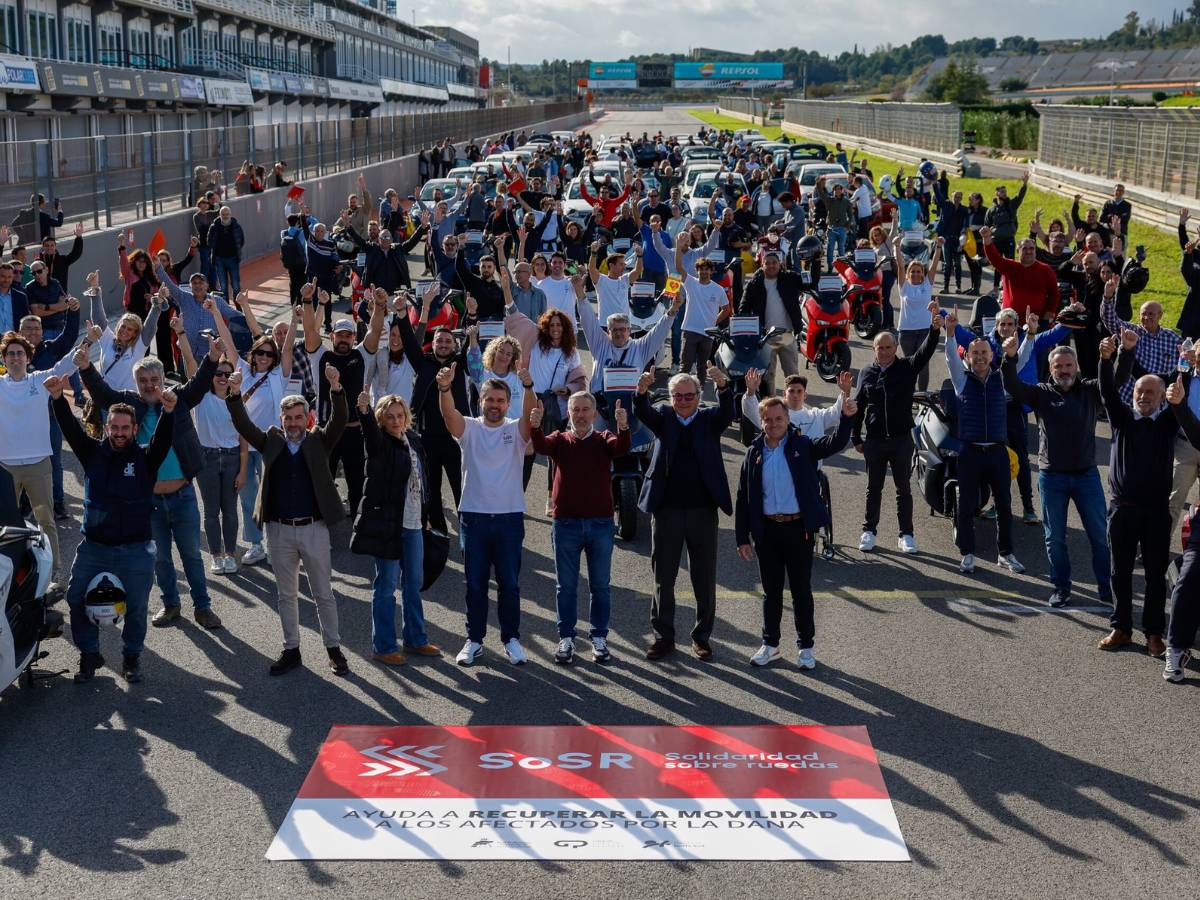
left=911, top=386, right=992, bottom=521
left=0, top=465, right=63, bottom=692
left=707, top=316, right=789, bottom=444
left=597, top=368, right=659, bottom=542
left=800, top=274, right=853, bottom=383
left=897, top=227, right=933, bottom=271
left=833, top=248, right=885, bottom=339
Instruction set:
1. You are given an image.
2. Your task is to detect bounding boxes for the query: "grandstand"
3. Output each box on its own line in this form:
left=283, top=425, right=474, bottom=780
left=908, top=48, right=1200, bottom=99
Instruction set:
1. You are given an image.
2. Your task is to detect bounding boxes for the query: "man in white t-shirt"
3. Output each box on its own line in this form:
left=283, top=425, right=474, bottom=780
left=537, top=253, right=578, bottom=326
left=676, top=256, right=729, bottom=389
left=588, top=239, right=644, bottom=322
left=438, top=360, right=536, bottom=667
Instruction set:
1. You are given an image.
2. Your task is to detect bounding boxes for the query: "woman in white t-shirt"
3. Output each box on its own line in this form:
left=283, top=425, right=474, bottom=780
left=893, top=236, right=944, bottom=392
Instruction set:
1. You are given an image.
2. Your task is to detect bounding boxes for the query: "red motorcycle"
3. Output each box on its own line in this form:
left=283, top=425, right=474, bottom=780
left=801, top=274, right=853, bottom=383
left=406, top=284, right=461, bottom=352
left=833, top=248, right=885, bottom=339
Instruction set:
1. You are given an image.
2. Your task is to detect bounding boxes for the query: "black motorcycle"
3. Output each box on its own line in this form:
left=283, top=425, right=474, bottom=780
left=911, top=386, right=992, bottom=520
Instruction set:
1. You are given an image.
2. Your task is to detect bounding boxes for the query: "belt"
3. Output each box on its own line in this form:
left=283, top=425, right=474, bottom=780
left=765, top=513, right=803, bottom=523
left=276, top=516, right=317, bottom=526
left=968, top=442, right=1000, bottom=450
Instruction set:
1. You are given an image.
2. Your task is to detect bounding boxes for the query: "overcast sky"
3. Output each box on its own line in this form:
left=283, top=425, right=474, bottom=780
left=414, top=1, right=1184, bottom=64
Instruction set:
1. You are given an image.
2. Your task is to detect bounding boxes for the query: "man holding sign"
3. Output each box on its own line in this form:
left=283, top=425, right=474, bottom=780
left=577, top=284, right=682, bottom=398
left=531, top=391, right=631, bottom=665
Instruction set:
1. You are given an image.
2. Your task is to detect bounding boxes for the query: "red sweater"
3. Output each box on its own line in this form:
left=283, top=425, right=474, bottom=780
left=984, top=241, right=1058, bottom=321
left=579, top=182, right=632, bottom=227
left=530, top=426, right=632, bottom=518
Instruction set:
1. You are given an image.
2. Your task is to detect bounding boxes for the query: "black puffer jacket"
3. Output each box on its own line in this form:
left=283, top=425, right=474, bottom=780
left=351, top=418, right=435, bottom=560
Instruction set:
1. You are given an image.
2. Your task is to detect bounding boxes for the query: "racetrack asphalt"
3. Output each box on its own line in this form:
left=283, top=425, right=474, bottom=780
left=1, top=107, right=1197, bottom=900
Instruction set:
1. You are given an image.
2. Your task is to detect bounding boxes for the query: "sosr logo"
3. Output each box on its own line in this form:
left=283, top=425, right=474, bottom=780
left=357, top=745, right=447, bottom=777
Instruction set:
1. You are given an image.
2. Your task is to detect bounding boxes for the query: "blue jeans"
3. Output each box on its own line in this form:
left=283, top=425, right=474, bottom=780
left=670, top=300, right=686, bottom=365
left=826, top=226, right=847, bottom=268
left=371, top=530, right=427, bottom=653
left=49, top=413, right=64, bottom=507
left=1038, top=469, right=1111, bottom=599
left=212, top=255, right=241, bottom=299
left=66, top=539, right=155, bottom=655
left=552, top=517, right=615, bottom=639
left=460, top=511, right=523, bottom=643
left=150, top=483, right=211, bottom=610
left=239, top=449, right=263, bottom=544
left=198, top=246, right=212, bottom=282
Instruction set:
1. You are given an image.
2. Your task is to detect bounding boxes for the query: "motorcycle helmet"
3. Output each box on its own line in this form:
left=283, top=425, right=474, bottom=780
left=878, top=174, right=894, bottom=195
left=795, top=235, right=822, bottom=263
left=84, top=573, right=126, bottom=627
left=1121, top=261, right=1150, bottom=295
left=918, top=160, right=937, bottom=181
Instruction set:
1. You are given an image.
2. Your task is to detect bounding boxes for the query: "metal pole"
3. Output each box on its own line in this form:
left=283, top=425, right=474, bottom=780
left=96, top=137, right=112, bottom=229
left=143, top=134, right=156, bottom=217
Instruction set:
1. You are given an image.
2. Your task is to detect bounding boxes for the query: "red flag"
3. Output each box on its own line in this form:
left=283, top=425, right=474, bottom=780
left=146, top=228, right=166, bottom=257
left=287, top=185, right=305, bottom=201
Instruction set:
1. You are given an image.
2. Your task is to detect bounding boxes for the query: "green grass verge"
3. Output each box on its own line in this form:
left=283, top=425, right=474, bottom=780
left=1159, top=96, right=1200, bottom=107
left=688, top=110, right=1185, bottom=323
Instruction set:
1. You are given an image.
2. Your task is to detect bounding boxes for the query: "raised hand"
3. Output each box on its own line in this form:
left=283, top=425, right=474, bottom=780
left=944, top=308, right=958, bottom=332
left=1120, top=327, right=1138, bottom=351
left=1099, top=335, right=1117, bottom=360
left=227, top=370, right=243, bottom=394
left=317, top=289, right=330, bottom=307
left=324, top=363, right=340, bottom=389
left=744, top=367, right=761, bottom=395
left=66, top=295, right=80, bottom=312
left=301, top=279, right=316, bottom=300
left=357, top=389, right=371, bottom=415
left=72, top=344, right=90, bottom=370
left=706, top=361, right=728, bottom=389
left=613, top=399, right=628, bottom=430
left=836, top=368, right=853, bottom=396
left=842, top=396, right=858, bottom=418
left=86, top=270, right=100, bottom=290
left=1002, top=335, right=1019, bottom=358
left=160, top=389, right=178, bottom=413
left=465, top=293, right=478, bottom=316
left=636, top=370, right=654, bottom=395
left=1026, top=309, right=1039, bottom=332
left=1167, top=375, right=1186, bottom=406
left=85, top=319, right=103, bottom=343
left=529, top=399, right=544, bottom=429
left=435, top=362, right=456, bottom=390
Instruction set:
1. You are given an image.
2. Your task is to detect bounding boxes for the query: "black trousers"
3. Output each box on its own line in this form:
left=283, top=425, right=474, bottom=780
left=965, top=249, right=983, bottom=293
left=287, top=266, right=307, bottom=306
left=755, top=519, right=816, bottom=649
left=1168, top=544, right=1200, bottom=650
left=956, top=443, right=1012, bottom=556
left=423, top=431, right=462, bottom=532
left=1007, top=403, right=1033, bottom=510
left=650, top=505, right=718, bottom=644
left=941, top=239, right=962, bottom=290
left=154, top=312, right=178, bottom=376
left=1108, top=503, right=1170, bottom=637
left=328, top=425, right=365, bottom=518
left=862, top=434, right=914, bottom=536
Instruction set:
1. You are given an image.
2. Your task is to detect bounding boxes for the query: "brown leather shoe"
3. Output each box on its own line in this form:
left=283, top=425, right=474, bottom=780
left=1146, top=634, right=1167, bottom=658
left=403, top=643, right=443, bottom=657
left=194, top=608, right=223, bottom=630
left=1097, top=629, right=1132, bottom=651
left=151, top=605, right=181, bottom=627
left=691, top=639, right=714, bottom=660
left=645, top=639, right=675, bottom=660
left=372, top=651, right=408, bottom=666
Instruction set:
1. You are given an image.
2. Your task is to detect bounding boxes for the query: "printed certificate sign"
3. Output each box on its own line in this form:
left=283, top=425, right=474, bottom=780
left=266, top=725, right=908, bottom=861
left=730, top=316, right=760, bottom=336
left=630, top=281, right=656, bottom=298
left=707, top=249, right=726, bottom=265
left=478, top=321, right=505, bottom=340
left=602, top=367, right=641, bottom=393
left=611, top=238, right=632, bottom=252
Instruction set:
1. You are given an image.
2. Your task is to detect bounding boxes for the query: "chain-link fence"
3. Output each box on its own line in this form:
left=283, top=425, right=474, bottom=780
left=782, top=99, right=962, bottom=154
left=717, top=96, right=763, bottom=120
left=1037, top=105, right=1200, bottom=200
left=2, top=100, right=585, bottom=241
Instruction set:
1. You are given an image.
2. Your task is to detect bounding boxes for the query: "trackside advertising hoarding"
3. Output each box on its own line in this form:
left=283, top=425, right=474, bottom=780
left=673, top=61, right=791, bottom=89
left=588, top=62, right=638, bottom=90
left=266, top=724, right=909, bottom=861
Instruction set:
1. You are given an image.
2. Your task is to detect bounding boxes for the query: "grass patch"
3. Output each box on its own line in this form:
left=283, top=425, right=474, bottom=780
left=1159, top=95, right=1200, bottom=107
left=688, top=110, right=1186, bottom=323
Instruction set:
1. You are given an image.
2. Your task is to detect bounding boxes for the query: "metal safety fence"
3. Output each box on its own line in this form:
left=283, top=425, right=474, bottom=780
left=1037, top=105, right=1200, bottom=200
left=0, top=100, right=585, bottom=239
left=782, top=99, right=962, bottom=155
left=717, top=96, right=764, bottom=120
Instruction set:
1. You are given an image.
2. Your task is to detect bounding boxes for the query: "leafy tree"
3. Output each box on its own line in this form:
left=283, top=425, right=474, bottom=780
left=999, top=77, right=1029, bottom=93
left=923, top=58, right=991, bottom=104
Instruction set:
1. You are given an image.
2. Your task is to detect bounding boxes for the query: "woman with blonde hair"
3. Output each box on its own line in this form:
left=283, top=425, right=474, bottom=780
left=351, top=390, right=440, bottom=665
left=892, top=234, right=944, bottom=392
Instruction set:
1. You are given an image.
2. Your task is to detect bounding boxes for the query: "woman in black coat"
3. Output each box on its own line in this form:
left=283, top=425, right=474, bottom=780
left=351, top=391, right=442, bottom=664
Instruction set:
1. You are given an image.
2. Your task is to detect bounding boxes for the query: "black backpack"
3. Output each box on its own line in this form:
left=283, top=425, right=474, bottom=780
left=279, top=229, right=305, bottom=270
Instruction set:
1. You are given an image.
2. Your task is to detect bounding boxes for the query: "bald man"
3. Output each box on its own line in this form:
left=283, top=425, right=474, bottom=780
left=1101, top=275, right=1182, bottom=404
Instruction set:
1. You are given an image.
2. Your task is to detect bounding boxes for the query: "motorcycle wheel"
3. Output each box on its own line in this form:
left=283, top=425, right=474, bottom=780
left=617, top=479, right=639, bottom=541
left=815, top=343, right=851, bottom=383
left=854, top=304, right=882, bottom=339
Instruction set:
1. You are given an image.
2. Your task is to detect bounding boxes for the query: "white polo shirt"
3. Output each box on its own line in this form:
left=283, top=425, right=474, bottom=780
left=456, top=416, right=529, bottom=514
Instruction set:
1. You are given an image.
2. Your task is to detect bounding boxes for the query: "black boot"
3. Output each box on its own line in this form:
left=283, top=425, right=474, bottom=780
left=269, top=647, right=302, bottom=676
left=122, top=653, right=142, bottom=684
left=327, top=646, right=349, bottom=677
left=74, top=650, right=104, bottom=683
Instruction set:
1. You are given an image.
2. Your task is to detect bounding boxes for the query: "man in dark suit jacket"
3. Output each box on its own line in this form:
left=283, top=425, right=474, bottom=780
left=634, top=362, right=734, bottom=661
left=735, top=395, right=856, bottom=670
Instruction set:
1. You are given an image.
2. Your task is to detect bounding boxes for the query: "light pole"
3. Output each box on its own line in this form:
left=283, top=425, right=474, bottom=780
left=1095, top=59, right=1136, bottom=105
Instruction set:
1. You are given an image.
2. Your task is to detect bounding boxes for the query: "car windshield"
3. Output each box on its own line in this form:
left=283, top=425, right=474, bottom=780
left=693, top=179, right=745, bottom=199
left=567, top=181, right=583, bottom=200
left=420, top=180, right=456, bottom=200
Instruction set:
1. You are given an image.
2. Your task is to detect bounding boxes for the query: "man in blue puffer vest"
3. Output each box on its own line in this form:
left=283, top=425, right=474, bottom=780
left=944, top=308, right=1025, bottom=577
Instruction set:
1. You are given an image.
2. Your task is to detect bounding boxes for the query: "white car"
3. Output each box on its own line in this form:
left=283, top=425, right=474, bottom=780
left=562, top=178, right=594, bottom=224
left=418, top=178, right=461, bottom=203
left=680, top=163, right=724, bottom=196
left=787, top=163, right=848, bottom=202
left=445, top=166, right=474, bottom=182
left=550, top=130, right=576, bottom=142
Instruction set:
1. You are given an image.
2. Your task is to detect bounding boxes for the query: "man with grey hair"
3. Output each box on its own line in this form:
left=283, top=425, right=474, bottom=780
left=576, top=281, right=681, bottom=399
left=226, top=364, right=350, bottom=676
left=79, top=332, right=222, bottom=630
left=1003, top=336, right=1111, bottom=609
left=635, top=361, right=734, bottom=660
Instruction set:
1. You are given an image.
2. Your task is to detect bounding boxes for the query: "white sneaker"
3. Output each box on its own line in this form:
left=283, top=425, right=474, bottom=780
left=242, top=543, right=267, bottom=566
left=898, top=534, right=918, bottom=554
left=1164, top=648, right=1191, bottom=683
left=750, top=644, right=781, bottom=667
left=209, top=559, right=225, bottom=575
left=456, top=640, right=483, bottom=666
left=959, top=554, right=976, bottom=574
left=858, top=531, right=876, bottom=552
left=591, top=636, right=611, bottom=663
left=998, top=553, right=1025, bottom=574
left=223, top=555, right=239, bottom=574
left=797, top=648, right=816, bottom=670
left=554, top=637, right=574, bottom=664
left=503, top=638, right=527, bottom=665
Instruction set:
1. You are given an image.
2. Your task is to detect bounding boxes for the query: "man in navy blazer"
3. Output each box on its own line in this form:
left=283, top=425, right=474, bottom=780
left=736, top=392, right=857, bottom=670
left=634, top=363, right=734, bottom=661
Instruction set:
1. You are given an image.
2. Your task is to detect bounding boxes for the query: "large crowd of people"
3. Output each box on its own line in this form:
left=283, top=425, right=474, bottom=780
left=6, top=123, right=1200, bottom=689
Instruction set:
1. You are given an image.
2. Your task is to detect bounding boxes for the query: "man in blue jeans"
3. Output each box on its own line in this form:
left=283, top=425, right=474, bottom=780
left=438, top=362, right=535, bottom=666
left=1002, top=339, right=1111, bottom=607
left=530, top=391, right=631, bottom=664
left=49, top=378, right=176, bottom=683
left=79, top=343, right=223, bottom=630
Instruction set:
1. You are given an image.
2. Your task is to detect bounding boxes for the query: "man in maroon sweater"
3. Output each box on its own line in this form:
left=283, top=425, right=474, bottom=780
left=981, top=226, right=1059, bottom=324
left=530, top=390, right=631, bottom=664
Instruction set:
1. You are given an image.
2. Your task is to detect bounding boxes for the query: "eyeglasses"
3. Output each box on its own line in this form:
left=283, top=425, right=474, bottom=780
left=215, top=370, right=233, bottom=378
left=253, top=348, right=277, bottom=358
left=670, top=392, right=697, bottom=401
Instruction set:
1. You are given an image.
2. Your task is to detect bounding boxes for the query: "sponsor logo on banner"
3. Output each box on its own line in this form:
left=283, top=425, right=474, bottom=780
left=267, top=725, right=909, bottom=862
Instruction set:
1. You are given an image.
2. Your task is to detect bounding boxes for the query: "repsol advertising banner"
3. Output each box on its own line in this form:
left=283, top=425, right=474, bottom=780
left=588, top=62, right=638, bottom=90
left=673, top=61, right=791, bottom=89
left=266, top=724, right=909, bottom=861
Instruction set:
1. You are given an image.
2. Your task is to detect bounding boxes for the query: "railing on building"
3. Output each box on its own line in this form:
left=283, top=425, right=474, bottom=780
left=782, top=99, right=962, bottom=156
left=336, top=64, right=380, bottom=84
left=192, top=0, right=336, bottom=42
left=120, top=0, right=196, bottom=15
left=0, top=101, right=586, bottom=233
left=1037, top=105, right=1200, bottom=201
